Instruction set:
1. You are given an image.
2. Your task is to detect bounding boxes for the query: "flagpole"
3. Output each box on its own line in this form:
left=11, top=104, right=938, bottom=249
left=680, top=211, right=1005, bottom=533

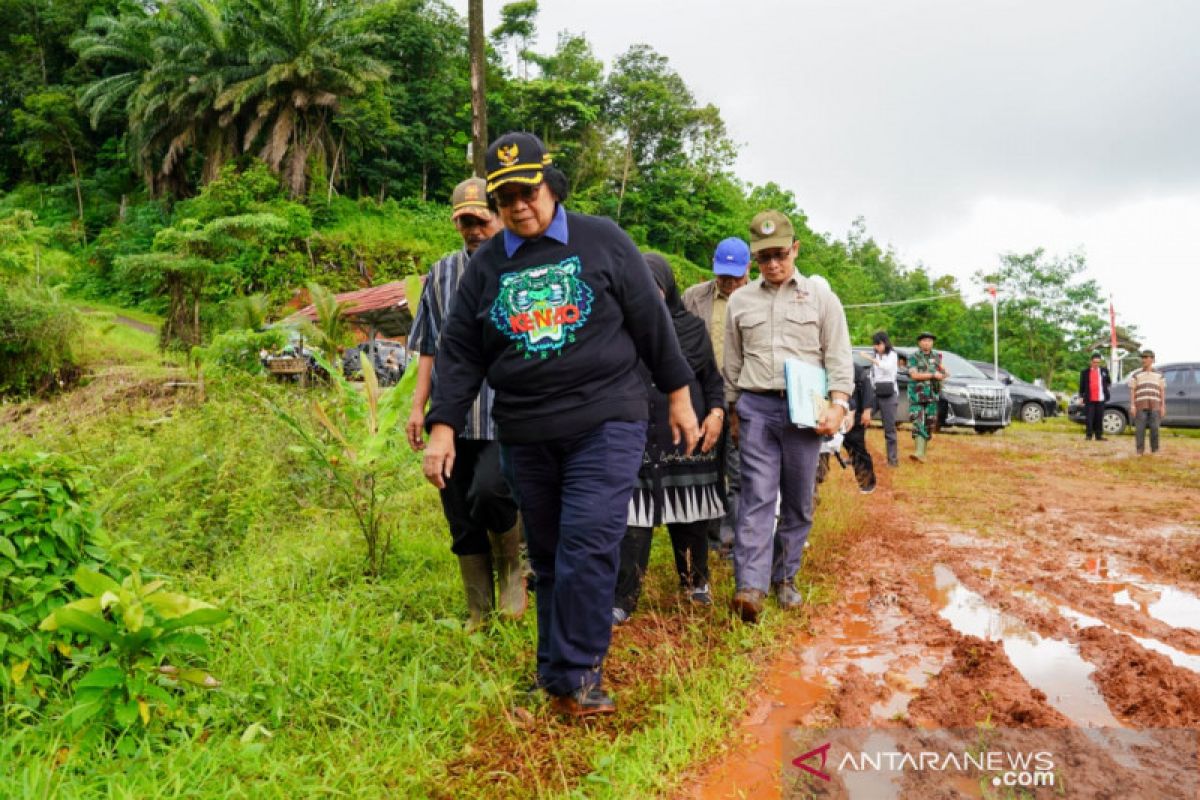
left=1109, top=295, right=1119, bottom=381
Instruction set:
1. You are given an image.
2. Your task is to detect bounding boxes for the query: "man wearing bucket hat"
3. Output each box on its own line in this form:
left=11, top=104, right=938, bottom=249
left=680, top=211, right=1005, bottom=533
left=907, top=332, right=948, bottom=462
left=407, top=178, right=524, bottom=631
left=683, top=237, right=752, bottom=555
left=723, top=210, right=853, bottom=623
left=423, top=132, right=700, bottom=717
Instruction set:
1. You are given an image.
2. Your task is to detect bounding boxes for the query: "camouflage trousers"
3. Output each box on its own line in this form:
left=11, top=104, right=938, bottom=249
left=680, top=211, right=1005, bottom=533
left=910, top=400, right=937, bottom=441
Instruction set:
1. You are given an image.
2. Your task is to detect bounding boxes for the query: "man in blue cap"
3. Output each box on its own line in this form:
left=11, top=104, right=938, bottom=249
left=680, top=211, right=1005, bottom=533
left=683, top=237, right=751, bottom=554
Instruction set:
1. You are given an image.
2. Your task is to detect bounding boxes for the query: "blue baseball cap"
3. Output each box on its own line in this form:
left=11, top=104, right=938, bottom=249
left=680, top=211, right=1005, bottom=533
left=712, top=237, right=750, bottom=277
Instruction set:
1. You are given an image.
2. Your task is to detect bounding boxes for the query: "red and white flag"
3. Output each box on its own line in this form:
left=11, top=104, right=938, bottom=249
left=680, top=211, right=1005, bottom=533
left=1109, top=297, right=1118, bottom=349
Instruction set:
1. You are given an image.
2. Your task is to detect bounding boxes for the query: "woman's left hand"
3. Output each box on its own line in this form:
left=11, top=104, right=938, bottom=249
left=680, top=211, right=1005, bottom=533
left=699, top=411, right=723, bottom=454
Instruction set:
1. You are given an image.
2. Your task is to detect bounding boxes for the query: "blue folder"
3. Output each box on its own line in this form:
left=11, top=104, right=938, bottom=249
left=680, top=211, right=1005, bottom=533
left=784, top=358, right=828, bottom=428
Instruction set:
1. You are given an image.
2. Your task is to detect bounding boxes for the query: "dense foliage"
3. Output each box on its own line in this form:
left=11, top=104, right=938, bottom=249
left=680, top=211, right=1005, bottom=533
left=0, top=0, right=1131, bottom=388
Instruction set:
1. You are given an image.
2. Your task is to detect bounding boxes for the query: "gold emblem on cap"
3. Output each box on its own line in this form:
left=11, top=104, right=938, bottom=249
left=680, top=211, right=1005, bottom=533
left=760, top=219, right=776, bottom=235
left=464, top=184, right=480, bottom=200
left=497, top=143, right=520, bottom=167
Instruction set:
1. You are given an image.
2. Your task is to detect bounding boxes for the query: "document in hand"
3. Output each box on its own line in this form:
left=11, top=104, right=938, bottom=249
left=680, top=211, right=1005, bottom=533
left=784, top=358, right=829, bottom=428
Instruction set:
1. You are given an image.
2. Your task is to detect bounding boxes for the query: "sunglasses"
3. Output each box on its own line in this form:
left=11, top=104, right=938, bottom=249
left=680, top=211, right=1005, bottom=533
left=754, top=246, right=793, bottom=265
left=493, top=182, right=542, bottom=208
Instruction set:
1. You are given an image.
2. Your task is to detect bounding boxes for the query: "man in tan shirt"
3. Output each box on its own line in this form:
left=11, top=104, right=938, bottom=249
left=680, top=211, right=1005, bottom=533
left=723, top=210, right=853, bottom=622
left=683, top=237, right=751, bottom=554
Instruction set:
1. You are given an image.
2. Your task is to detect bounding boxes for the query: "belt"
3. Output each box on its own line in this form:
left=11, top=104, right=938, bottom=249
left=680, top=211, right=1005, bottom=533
left=746, top=389, right=787, bottom=399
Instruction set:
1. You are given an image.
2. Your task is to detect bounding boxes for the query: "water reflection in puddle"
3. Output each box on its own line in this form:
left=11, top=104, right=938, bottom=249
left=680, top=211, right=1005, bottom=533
left=1081, top=556, right=1200, bottom=632
left=1047, top=598, right=1200, bottom=674
left=925, top=565, right=1122, bottom=728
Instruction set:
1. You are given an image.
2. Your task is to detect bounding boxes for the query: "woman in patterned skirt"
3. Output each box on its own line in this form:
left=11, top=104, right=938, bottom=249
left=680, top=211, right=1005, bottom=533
left=613, top=254, right=726, bottom=622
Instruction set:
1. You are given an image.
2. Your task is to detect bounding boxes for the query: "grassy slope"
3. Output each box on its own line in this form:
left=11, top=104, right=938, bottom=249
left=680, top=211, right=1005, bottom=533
left=0, top=312, right=861, bottom=799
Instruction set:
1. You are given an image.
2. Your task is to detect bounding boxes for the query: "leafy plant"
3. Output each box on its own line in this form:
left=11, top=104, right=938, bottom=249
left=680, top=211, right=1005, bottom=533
left=270, top=357, right=406, bottom=576
left=305, top=281, right=354, bottom=366
left=39, top=566, right=228, bottom=736
left=193, top=327, right=287, bottom=375
left=0, top=452, right=112, bottom=710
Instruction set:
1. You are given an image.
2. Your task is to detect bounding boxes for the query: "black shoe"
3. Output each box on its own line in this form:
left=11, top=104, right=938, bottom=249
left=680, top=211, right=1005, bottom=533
left=551, top=685, right=616, bottom=718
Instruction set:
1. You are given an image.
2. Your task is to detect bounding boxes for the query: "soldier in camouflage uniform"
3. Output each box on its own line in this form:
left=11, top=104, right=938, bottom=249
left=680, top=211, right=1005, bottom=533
left=907, top=332, right=948, bottom=463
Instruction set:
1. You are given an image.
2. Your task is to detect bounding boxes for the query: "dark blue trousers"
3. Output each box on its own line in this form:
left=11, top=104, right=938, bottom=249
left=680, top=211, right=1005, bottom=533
left=503, top=420, right=647, bottom=696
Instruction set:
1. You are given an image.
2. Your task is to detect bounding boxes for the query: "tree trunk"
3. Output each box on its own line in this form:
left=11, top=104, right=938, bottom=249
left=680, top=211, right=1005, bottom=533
left=468, top=0, right=488, bottom=177
left=67, top=143, right=86, bottom=244
left=327, top=131, right=344, bottom=203
left=616, top=130, right=634, bottom=222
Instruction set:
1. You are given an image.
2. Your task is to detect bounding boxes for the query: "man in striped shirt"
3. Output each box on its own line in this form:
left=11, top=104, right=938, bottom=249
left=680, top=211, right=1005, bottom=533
left=1127, top=349, right=1167, bottom=455
left=406, top=177, right=524, bottom=629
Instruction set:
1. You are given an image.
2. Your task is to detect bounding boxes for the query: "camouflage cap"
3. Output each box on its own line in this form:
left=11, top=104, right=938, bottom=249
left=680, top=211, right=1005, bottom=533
left=748, top=210, right=795, bottom=254
left=450, top=177, right=493, bottom=221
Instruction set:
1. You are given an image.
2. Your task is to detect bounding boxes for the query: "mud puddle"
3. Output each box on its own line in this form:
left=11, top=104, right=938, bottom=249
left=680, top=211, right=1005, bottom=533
left=691, top=590, right=943, bottom=799
left=920, top=564, right=1122, bottom=727
left=1077, top=555, right=1200, bottom=632
left=1032, top=593, right=1200, bottom=674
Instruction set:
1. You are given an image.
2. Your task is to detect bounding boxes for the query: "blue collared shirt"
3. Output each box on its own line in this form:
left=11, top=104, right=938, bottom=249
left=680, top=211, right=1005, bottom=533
left=503, top=203, right=569, bottom=257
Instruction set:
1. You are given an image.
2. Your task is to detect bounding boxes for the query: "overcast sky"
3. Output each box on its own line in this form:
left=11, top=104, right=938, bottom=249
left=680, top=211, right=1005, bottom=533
left=455, top=0, right=1199, bottom=365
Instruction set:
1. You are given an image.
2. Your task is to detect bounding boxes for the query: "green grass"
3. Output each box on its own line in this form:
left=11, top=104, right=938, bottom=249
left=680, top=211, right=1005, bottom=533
left=0, top=358, right=859, bottom=798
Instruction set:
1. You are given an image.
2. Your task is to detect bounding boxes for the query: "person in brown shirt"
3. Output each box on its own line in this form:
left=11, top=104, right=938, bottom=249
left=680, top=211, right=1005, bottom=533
left=1127, top=349, right=1167, bottom=454
left=723, top=210, right=853, bottom=622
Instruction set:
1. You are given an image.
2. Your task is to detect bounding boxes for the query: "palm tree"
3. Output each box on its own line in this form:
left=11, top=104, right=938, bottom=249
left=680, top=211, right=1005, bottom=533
left=215, top=0, right=389, bottom=197
left=75, top=1, right=238, bottom=195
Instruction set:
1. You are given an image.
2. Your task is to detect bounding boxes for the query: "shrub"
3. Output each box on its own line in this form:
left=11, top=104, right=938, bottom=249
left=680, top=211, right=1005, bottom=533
left=0, top=285, right=83, bottom=397
left=0, top=452, right=114, bottom=713
left=193, top=328, right=287, bottom=375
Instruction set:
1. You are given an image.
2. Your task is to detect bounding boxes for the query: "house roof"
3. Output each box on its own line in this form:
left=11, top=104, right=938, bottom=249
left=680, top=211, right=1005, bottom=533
left=284, top=279, right=423, bottom=338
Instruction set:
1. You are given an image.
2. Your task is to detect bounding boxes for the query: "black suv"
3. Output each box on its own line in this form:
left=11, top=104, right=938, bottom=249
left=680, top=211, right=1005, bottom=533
left=970, top=361, right=1058, bottom=423
left=1068, top=361, right=1200, bottom=434
left=854, top=347, right=1013, bottom=432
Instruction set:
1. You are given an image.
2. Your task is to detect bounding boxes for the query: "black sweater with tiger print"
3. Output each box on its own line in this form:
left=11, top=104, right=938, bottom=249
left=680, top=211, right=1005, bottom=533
left=426, top=209, right=693, bottom=444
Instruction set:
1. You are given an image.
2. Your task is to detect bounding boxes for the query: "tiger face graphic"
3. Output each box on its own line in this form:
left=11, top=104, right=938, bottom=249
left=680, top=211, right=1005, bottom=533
left=490, top=257, right=593, bottom=357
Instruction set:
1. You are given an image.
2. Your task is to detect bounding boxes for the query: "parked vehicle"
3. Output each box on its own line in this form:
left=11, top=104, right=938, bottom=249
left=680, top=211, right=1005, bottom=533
left=1068, top=361, right=1200, bottom=434
left=854, top=346, right=1013, bottom=432
left=342, top=340, right=408, bottom=386
left=970, top=361, right=1058, bottom=423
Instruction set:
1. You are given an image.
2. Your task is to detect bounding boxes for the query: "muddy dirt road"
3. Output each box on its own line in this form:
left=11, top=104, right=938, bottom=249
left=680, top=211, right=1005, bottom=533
left=686, top=425, right=1200, bottom=799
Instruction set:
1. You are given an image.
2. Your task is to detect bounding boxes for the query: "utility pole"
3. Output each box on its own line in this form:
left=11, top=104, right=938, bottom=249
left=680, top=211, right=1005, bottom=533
left=468, top=0, right=488, bottom=178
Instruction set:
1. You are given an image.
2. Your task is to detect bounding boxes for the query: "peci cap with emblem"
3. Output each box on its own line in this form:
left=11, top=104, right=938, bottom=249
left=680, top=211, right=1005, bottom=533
left=485, top=132, right=553, bottom=193
left=1140, top=349, right=1155, bottom=358
left=712, top=237, right=751, bottom=277
left=450, top=177, right=493, bottom=222
left=748, top=210, right=795, bottom=254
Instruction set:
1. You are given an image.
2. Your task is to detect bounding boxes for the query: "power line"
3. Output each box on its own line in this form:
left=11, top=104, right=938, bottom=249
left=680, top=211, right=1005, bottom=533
left=843, top=292, right=964, bottom=310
